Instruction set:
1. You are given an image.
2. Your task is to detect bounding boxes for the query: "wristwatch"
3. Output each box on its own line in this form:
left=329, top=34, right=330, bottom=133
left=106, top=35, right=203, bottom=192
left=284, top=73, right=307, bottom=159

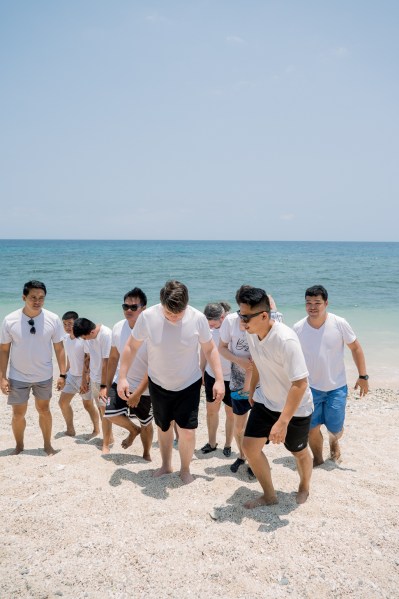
left=358, top=375, right=369, bottom=380
left=59, top=374, right=67, bottom=379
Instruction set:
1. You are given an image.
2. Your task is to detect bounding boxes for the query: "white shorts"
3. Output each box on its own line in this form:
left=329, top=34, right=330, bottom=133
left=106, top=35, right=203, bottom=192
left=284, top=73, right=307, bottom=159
left=90, top=380, right=107, bottom=408
left=63, top=374, right=91, bottom=401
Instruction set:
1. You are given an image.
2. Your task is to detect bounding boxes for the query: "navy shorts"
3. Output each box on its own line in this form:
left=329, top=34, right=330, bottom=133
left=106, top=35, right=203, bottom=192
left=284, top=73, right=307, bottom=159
left=148, top=377, right=202, bottom=432
left=245, top=401, right=311, bottom=453
left=204, top=371, right=232, bottom=407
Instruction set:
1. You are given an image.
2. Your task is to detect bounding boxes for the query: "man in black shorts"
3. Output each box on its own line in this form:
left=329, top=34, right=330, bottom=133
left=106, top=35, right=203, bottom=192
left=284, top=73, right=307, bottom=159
left=236, top=286, right=314, bottom=508
left=118, top=281, right=225, bottom=484
left=104, top=288, right=153, bottom=460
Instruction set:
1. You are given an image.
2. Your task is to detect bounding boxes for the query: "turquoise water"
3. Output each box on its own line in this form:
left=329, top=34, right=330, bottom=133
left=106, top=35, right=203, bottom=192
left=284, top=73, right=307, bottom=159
left=1, top=240, right=398, bottom=386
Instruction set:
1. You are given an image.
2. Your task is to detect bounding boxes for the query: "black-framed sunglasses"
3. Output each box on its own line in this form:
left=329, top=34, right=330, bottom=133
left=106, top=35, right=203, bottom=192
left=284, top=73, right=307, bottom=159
left=122, top=303, right=144, bottom=312
left=236, top=310, right=265, bottom=323
left=28, top=318, right=36, bottom=334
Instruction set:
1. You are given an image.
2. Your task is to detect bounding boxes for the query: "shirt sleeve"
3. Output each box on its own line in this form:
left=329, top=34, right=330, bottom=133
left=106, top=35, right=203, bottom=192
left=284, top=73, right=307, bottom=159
left=0, top=320, right=12, bottom=344
left=52, top=317, right=65, bottom=343
left=338, top=317, right=357, bottom=345
left=131, top=312, right=148, bottom=342
left=284, top=338, right=309, bottom=382
left=219, top=317, right=230, bottom=344
left=101, top=332, right=112, bottom=359
left=198, top=314, right=212, bottom=344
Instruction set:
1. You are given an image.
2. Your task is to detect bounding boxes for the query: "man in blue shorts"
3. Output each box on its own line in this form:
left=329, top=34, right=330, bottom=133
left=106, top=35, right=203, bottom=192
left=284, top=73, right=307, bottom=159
left=293, top=285, right=369, bottom=465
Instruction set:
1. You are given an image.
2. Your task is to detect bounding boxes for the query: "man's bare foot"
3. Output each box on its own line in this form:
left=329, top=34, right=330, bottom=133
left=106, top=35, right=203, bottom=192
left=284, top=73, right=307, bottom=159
left=329, top=441, right=341, bottom=463
left=313, top=457, right=324, bottom=467
left=296, top=489, right=309, bottom=504
left=143, top=452, right=152, bottom=462
left=244, top=494, right=278, bottom=509
left=109, top=436, right=115, bottom=445
left=153, top=466, right=173, bottom=478
left=11, top=445, right=24, bottom=455
left=102, top=445, right=110, bottom=455
left=179, top=470, right=195, bottom=485
left=66, top=428, right=76, bottom=437
left=121, top=427, right=140, bottom=450
left=86, top=429, right=100, bottom=440
left=44, top=445, right=57, bottom=456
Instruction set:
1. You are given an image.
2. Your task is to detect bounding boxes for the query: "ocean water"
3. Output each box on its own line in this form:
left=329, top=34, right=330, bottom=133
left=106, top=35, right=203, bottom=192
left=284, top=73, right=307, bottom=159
left=1, top=240, right=398, bottom=387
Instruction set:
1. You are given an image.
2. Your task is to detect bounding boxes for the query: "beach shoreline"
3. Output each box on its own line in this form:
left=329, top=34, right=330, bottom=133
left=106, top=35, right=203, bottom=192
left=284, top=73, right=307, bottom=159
left=1, top=383, right=398, bottom=598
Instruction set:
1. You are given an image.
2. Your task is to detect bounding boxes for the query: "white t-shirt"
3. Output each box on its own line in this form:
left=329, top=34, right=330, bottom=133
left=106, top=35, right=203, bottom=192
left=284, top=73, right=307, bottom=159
left=204, top=327, right=231, bottom=381
left=0, top=308, right=64, bottom=383
left=219, top=312, right=250, bottom=391
left=64, top=334, right=86, bottom=377
left=83, top=325, right=112, bottom=384
left=132, top=304, right=212, bottom=391
left=111, top=319, right=149, bottom=394
left=246, top=322, right=313, bottom=417
left=293, top=313, right=357, bottom=392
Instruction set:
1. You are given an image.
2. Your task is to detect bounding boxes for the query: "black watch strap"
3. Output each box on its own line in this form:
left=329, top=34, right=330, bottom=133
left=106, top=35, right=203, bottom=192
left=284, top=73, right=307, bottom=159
left=358, top=375, right=369, bottom=380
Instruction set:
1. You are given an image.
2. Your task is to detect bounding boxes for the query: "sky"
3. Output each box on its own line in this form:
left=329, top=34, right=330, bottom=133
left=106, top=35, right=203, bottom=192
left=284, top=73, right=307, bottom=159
left=1, top=1, right=398, bottom=241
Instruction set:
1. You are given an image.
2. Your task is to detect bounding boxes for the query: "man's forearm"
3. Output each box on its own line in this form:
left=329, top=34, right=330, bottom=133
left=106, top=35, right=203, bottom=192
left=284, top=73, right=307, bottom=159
left=351, top=345, right=367, bottom=376
left=279, top=379, right=307, bottom=423
left=0, top=346, right=10, bottom=380
left=206, top=345, right=224, bottom=382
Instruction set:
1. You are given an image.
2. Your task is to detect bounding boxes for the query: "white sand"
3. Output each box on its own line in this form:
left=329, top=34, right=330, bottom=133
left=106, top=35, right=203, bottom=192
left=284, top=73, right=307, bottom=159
left=1, top=386, right=398, bottom=599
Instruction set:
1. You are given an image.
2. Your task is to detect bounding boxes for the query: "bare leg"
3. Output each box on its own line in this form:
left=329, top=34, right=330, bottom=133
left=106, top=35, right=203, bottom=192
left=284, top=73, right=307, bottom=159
left=206, top=400, right=220, bottom=448
left=99, top=406, right=113, bottom=454
left=242, top=436, right=278, bottom=508
left=233, top=412, right=249, bottom=460
left=82, top=399, right=100, bottom=437
left=328, top=429, right=344, bottom=462
left=140, top=422, right=154, bottom=461
left=224, top=404, right=234, bottom=449
left=35, top=398, right=56, bottom=456
left=11, top=403, right=28, bottom=454
left=309, top=425, right=324, bottom=466
left=177, top=425, right=196, bottom=484
left=58, top=392, right=76, bottom=436
left=154, top=424, right=174, bottom=477
left=292, top=447, right=313, bottom=504
left=108, top=414, right=140, bottom=449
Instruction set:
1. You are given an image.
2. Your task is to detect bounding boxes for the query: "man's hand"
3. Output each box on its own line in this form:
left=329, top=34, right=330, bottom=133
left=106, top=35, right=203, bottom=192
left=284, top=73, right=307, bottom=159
left=268, top=419, right=288, bottom=444
left=1, top=377, right=10, bottom=395
left=56, top=377, right=66, bottom=391
left=212, top=379, right=225, bottom=403
left=127, top=389, right=141, bottom=408
left=117, top=378, right=130, bottom=400
left=354, top=377, right=369, bottom=397
left=99, top=386, right=108, bottom=401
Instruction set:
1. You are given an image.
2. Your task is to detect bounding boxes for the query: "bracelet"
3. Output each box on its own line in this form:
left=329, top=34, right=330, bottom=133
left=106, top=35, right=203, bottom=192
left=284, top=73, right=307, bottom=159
left=100, top=384, right=107, bottom=389
left=59, top=374, right=67, bottom=379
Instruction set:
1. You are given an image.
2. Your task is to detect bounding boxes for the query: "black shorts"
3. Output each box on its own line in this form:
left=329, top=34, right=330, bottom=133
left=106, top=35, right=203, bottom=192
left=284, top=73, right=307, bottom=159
left=244, top=402, right=311, bottom=453
left=204, top=371, right=232, bottom=407
left=148, top=377, right=202, bottom=432
left=104, top=383, right=153, bottom=426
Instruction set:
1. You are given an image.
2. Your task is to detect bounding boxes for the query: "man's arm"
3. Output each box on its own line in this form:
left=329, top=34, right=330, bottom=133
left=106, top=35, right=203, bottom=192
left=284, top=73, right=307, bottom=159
left=201, top=339, right=225, bottom=402
left=269, top=378, right=308, bottom=444
left=53, top=341, right=67, bottom=391
left=248, top=360, right=260, bottom=407
left=0, top=343, right=11, bottom=394
left=347, top=339, right=369, bottom=397
left=126, top=373, right=149, bottom=408
left=219, top=340, right=252, bottom=372
left=117, top=336, right=143, bottom=399
left=99, top=358, right=109, bottom=401
left=80, top=352, right=90, bottom=393
left=106, top=346, right=120, bottom=389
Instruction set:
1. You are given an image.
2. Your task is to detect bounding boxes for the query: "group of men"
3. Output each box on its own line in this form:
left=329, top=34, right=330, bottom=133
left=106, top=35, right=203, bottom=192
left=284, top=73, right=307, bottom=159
left=0, top=279, right=368, bottom=508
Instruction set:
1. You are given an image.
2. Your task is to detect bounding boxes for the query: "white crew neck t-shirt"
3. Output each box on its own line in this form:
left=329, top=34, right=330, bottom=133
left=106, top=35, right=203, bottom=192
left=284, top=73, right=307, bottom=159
left=246, top=321, right=313, bottom=417
left=0, top=308, right=64, bottom=382
left=64, top=334, right=86, bottom=377
left=83, top=325, right=112, bottom=384
left=293, top=313, right=357, bottom=392
left=132, top=304, right=212, bottom=391
left=111, top=319, right=149, bottom=394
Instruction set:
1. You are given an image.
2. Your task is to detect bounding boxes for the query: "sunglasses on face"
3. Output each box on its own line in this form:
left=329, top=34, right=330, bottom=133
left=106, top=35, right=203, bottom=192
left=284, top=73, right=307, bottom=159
left=236, top=310, right=265, bottom=323
left=28, top=318, right=36, bottom=334
left=122, top=303, right=144, bottom=312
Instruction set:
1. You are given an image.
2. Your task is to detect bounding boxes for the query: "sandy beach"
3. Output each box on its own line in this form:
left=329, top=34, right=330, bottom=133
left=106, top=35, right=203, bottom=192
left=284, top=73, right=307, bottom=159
left=1, top=384, right=398, bottom=599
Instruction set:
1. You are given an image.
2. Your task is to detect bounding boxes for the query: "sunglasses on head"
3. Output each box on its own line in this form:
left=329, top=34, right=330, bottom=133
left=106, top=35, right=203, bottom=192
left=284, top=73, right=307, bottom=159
left=28, top=318, right=36, bottom=334
left=236, top=310, right=265, bottom=323
left=122, top=303, right=144, bottom=312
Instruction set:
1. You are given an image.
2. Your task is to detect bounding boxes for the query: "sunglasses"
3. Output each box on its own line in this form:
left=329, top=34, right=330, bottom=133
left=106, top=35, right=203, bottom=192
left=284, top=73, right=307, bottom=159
left=122, top=303, right=144, bottom=312
left=236, top=310, right=265, bottom=323
left=28, top=318, right=36, bottom=334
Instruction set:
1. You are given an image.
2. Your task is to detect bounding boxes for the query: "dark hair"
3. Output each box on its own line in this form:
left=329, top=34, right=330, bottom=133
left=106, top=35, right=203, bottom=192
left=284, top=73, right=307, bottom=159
left=23, top=280, right=47, bottom=296
left=124, top=287, right=147, bottom=306
left=235, top=285, right=271, bottom=313
left=73, top=317, right=96, bottom=338
left=204, top=301, right=231, bottom=320
left=160, top=280, right=189, bottom=313
left=305, top=285, right=328, bottom=301
left=62, top=311, right=79, bottom=321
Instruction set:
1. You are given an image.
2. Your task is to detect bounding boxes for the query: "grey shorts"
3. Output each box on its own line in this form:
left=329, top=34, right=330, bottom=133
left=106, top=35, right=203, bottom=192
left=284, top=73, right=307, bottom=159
left=8, top=378, right=53, bottom=405
left=63, top=374, right=91, bottom=401
left=90, top=380, right=107, bottom=408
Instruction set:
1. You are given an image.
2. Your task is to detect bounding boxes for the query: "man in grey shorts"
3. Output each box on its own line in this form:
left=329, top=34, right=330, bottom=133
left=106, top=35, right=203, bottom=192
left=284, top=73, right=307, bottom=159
left=0, top=280, right=67, bottom=455
left=58, top=311, right=100, bottom=438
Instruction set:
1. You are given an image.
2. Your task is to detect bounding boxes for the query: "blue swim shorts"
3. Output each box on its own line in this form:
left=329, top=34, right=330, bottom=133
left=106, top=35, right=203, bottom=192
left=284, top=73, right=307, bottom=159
left=310, top=385, right=348, bottom=434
